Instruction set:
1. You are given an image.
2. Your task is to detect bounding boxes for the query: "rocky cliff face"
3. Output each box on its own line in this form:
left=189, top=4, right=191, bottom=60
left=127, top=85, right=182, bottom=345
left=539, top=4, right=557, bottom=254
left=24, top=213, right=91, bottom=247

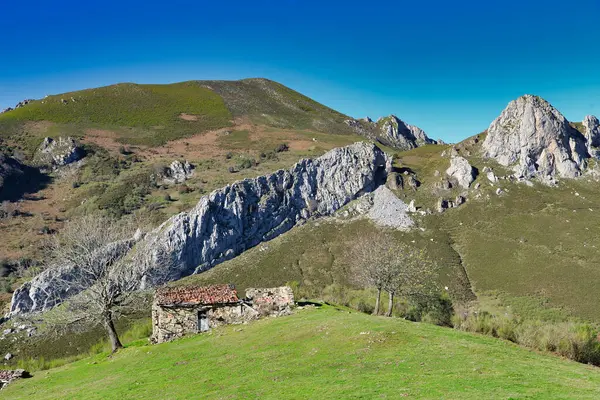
left=345, top=116, right=437, bottom=150
left=141, top=142, right=391, bottom=285
left=583, top=115, right=600, bottom=157
left=482, top=95, right=588, bottom=180
left=10, top=142, right=391, bottom=315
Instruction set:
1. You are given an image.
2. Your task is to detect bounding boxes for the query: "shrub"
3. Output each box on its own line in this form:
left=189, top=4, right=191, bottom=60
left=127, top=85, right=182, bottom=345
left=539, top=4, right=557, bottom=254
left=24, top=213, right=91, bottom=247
left=275, top=143, right=289, bottom=153
left=237, top=157, right=257, bottom=170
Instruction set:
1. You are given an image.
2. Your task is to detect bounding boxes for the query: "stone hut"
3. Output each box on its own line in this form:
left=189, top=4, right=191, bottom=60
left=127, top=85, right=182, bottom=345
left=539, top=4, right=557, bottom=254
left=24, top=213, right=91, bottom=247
left=151, top=284, right=294, bottom=343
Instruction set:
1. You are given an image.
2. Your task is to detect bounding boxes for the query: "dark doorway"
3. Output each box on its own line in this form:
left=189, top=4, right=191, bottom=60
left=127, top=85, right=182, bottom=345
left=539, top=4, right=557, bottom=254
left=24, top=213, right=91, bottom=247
left=198, top=311, right=209, bottom=332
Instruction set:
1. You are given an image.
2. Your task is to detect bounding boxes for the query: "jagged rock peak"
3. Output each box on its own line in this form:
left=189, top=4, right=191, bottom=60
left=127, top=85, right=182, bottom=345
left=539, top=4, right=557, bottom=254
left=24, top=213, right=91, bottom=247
left=9, top=142, right=391, bottom=315
left=377, top=115, right=437, bottom=150
left=482, top=95, right=588, bottom=180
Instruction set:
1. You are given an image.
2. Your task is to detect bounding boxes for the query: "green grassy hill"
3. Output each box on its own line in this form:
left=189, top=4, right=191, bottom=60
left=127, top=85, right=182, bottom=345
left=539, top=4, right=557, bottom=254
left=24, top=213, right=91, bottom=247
left=0, top=78, right=357, bottom=150
left=5, top=305, right=600, bottom=399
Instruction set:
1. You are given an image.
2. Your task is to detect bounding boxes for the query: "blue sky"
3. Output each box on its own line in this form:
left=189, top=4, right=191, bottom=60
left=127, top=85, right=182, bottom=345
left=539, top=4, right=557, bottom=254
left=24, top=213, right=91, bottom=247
left=1, top=0, right=599, bottom=143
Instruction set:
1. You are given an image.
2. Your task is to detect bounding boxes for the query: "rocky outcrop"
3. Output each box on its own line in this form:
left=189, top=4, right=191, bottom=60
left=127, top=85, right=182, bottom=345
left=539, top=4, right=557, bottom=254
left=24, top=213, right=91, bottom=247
left=375, top=116, right=437, bottom=150
left=10, top=143, right=391, bottom=315
left=583, top=115, right=600, bottom=157
left=446, top=156, right=475, bottom=189
left=0, top=99, right=34, bottom=114
left=33, top=137, right=83, bottom=168
left=0, top=153, right=24, bottom=195
left=161, top=160, right=195, bottom=184
left=345, top=115, right=437, bottom=150
left=140, top=142, right=390, bottom=284
left=482, top=95, right=588, bottom=180
left=0, top=369, right=29, bottom=390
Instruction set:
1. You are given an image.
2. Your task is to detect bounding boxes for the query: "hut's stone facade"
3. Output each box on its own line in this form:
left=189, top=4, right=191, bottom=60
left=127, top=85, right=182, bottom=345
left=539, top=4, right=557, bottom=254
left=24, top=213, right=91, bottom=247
left=151, top=284, right=294, bottom=343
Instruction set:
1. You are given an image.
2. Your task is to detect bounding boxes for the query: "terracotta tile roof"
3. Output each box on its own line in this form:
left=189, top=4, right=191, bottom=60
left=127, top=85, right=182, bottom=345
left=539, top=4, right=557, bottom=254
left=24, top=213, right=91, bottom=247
left=156, top=284, right=239, bottom=306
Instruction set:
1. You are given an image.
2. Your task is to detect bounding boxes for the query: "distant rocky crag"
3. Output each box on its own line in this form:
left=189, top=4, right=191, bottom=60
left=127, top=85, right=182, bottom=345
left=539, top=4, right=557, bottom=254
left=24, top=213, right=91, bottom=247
left=482, top=95, right=594, bottom=182
left=10, top=142, right=391, bottom=315
left=346, top=115, right=438, bottom=150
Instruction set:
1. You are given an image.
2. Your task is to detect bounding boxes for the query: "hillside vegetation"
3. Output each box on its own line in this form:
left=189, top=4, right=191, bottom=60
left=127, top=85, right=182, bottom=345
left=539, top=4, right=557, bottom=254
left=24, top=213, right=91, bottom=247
left=0, top=78, right=356, bottom=150
left=5, top=305, right=600, bottom=399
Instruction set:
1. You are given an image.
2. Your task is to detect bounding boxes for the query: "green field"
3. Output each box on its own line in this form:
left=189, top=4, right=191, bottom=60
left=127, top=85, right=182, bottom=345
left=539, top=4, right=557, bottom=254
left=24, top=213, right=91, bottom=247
left=5, top=305, right=600, bottom=399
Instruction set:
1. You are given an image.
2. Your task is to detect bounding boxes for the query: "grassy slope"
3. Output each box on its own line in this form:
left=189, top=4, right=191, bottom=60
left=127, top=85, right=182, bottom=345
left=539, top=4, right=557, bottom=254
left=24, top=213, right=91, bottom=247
left=5, top=305, right=600, bottom=399
left=0, top=78, right=358, bottom=151
left=395, top=135, right=600, bottom=321
left=173, top=218, right=474, bottom=303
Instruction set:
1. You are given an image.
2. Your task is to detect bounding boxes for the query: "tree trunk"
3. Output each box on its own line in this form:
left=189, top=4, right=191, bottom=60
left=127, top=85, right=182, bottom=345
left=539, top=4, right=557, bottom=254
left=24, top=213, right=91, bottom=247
left=373, top=287, right=381, bottom=315
left=103, top=313, right=123, bottom=353
left=386, top=291, right=395, bottom=317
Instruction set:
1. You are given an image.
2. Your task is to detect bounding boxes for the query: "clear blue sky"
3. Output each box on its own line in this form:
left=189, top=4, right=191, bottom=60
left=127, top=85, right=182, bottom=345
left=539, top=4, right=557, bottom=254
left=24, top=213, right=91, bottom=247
left=1, top=0, right=599, bottom=143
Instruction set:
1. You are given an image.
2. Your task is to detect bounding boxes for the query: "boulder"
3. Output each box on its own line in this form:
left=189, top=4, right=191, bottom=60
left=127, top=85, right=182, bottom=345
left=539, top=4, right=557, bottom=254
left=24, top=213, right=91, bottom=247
left=385, top=171, right=403, bottom=190
left=34, top=137, right=83, bottom=168
left=446, top=156, right=475, bottom=189
left=486, top=170, right=498, bottom=183
left=482, top=95, right=588, bottom=180
left=161, top=160, right=195, bottom=184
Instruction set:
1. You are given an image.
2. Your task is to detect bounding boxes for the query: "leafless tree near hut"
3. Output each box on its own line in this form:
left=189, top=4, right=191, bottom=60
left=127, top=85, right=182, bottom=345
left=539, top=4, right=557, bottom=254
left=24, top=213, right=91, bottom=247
left=350, top=232, right=438, bottom=316
left=45, top=214, right=171, bottom=353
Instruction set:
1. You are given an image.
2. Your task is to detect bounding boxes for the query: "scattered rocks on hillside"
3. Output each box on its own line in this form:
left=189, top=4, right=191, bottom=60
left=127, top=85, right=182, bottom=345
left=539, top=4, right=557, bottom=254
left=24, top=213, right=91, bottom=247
left=385, top=171, right=403, bottom=190
left=437, top=195, right=467, bottom=213
left=446, top=156, right=475, bottom=189
left=3, top=353, right=12, bottom=361
left=482, top=95, right=588, bottom=181
left=34, top=137, right=84, bottom=169
left=434, top=179, right=452, bottom=190
left=0, top=99, right=34, bottom=114
left=10, top=143, right=392, bottom=315
left=366, top=186, right=414, bottom=230
left=0, top=369, right=29, bottom=390
left=161, top=160, right=195, bottom=184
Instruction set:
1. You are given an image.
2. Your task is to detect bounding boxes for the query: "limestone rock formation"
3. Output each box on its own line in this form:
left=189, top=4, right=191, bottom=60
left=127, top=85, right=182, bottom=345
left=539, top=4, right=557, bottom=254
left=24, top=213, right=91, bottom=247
left=583, top=115, right=600, bottom=157
left=161, top=160, right=195, bottom=184
left=376, top=115, right=437, bottom=150
left=10, top=142, right=391, bottom=315
left=482, top=95, right=588, bottom=180
left=345, top=115, right=437, bottom=150
left=34, top=137, right=83, bottom=168
left=446, top=156, right=475, bottom=189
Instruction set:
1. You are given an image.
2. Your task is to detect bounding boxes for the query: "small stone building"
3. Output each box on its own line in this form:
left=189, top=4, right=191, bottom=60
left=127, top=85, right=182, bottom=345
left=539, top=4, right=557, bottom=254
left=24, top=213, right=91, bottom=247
left=151, top=284, right=294, bottom=343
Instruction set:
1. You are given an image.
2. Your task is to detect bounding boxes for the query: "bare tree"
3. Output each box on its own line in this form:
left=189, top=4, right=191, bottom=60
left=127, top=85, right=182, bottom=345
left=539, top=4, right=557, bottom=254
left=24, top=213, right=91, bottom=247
left=47, top=214, right=170, bottom=352
left=351, top=232, right=438, bottom=317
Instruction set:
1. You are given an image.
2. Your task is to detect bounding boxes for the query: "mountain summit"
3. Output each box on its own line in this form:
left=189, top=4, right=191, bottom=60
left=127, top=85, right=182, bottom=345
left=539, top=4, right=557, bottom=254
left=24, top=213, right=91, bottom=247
left=482, top=95, right=588, bottom=180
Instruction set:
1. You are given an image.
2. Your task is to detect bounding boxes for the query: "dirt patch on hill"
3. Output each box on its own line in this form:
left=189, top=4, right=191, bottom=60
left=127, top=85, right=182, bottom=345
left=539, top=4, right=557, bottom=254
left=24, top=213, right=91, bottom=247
left=179, top=113, right=199, bottom=121
left=83, top=129, right=129, bottom=153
